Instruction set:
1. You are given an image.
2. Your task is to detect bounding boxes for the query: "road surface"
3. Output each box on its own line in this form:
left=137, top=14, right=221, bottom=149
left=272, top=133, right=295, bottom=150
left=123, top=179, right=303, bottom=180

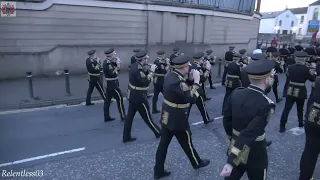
left=0, top=75, right=319, bottom=180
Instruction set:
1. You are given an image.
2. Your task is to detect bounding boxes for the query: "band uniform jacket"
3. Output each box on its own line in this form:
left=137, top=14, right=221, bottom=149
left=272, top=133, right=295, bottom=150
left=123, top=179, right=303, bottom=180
left=103, top=59, right=120, bottom=90
left=288, top=47, right=296, bottom=55
left=160, top=70, right=200, bottom=131
left=286, top=63, right=316, bottom=99
left=304, top=47, right=317, bottom=56
left=225, top=62, right=242, bottom=89
left=187, top=62, right=210, bottom=96
left=127, top=62, right=152, bottom=103
left=86, top=58, right=101, bottom=82
left=279, top=48, right=290, bottom=57
left=273, top=60, right=283, bottom=84
left=223, top=85, right=275, bottom=168
left=295, top=45, right=304, bottom=51
left=153, top=58, right=169, bottom=85
left=224, top=51, right=234, bottom=67
left=170, top=53, right=179, bottom=61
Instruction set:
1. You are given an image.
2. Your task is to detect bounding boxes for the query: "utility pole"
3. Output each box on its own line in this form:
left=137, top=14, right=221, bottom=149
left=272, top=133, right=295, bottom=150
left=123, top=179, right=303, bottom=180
left=256, top=0, right=261, bottom=12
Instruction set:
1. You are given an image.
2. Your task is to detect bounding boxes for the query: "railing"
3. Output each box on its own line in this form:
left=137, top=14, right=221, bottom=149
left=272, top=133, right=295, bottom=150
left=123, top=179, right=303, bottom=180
left=145, top=0, right=256, bottom=13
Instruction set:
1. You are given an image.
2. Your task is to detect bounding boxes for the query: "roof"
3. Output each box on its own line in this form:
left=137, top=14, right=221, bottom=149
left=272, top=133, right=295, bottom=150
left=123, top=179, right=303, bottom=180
left=290, top=7, right=308, bottom=14
left=309, top=0, right=320, bottom=6
left=261, top=7, right=308, bottom=19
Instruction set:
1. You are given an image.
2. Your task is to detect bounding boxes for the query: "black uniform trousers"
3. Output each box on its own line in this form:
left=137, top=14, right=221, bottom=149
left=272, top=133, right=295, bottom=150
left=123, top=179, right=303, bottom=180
left=226, top=165, right=267, bottom=180
left=152, top=84, right=163, bottom=111
left=299, top=125, right=320, bottom=180
left=104, top=88, right=126, bottom=120
left=154, top=127, right=201, bottom=173
left=201, top=83, right=209, bottom=99
left=208, top=71, right=214, bottom=87
left=272, top=82, right=280, bottom=101
left=222, top=66, right=228, bottom=85
left=123, top=97, right=160, bottom=140
left=222, top=88, right=234, bottom=114
left=188, top=95, right=211, bottom=123
left=282, top=77, right=289, bottom=98
left=306, top=88, right=315, bottom=110
left=280, top=97, right=305, bottom=127
left=86, top=80, right=106, bottom=104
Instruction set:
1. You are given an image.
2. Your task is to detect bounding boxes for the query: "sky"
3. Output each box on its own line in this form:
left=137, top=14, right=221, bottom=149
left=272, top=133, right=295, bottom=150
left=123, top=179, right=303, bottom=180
left=260, top=0, right=317, bottom=12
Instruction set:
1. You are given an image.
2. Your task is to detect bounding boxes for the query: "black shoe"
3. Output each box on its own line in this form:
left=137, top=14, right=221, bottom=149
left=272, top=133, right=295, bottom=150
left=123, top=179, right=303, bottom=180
left=152, top=110, right=160, bottom=114
left=194, top=159, right=210, bottom=169
left=154, top=170, right=171, bottom=179
left=210, top=86, right=216, bottom=89
left=86, top=102, right=95, bottom=106
left=204, top=119, right=214, bottom=124
left=104, top=117, right=116, bottom=122
left=279, top=126, right=286, bottom=133
left=299, top=122, right=304, bottom=128
left=205, top=97, right=211, bottom=101
left=156, top=133, right=161, bottom=139
left=123, top=137, right=137, bottom=143
left=266, top=141, right=272, bottom=147
left=276, top=98, right=283, bottom=103
left=222, top=83, right=225, bottom=86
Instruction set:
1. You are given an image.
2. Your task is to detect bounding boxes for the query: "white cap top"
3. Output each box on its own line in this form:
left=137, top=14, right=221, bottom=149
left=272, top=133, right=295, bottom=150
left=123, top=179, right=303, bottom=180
left=252, top=49, right=262, bottom=54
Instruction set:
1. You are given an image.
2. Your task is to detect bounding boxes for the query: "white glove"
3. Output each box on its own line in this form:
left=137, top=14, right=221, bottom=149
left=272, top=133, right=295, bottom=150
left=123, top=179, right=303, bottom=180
left=271, top=69, right=276, bottom=77
left=311, top=62, right=316, bottom=68
left=116, top=57, right=121, bottom=67
left=220, top=164, right=233, bottom=177
left=205, top=61, right=212, bottom=70
left=242, top=64, right=247, bottom=68
left=192, top=69, right=200, bottom=84
left=150, top=64, right=157, bottom=72
left=180, top=52, right=184, bottom=55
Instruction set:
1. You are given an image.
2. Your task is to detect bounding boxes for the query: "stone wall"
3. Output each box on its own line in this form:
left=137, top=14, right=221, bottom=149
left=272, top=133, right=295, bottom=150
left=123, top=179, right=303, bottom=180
left=0, top=0, right=261, bottom=79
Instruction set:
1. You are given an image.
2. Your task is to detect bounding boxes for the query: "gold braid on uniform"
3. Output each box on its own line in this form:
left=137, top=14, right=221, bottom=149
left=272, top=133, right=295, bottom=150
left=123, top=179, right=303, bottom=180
left=147, top=72, right=154, bottom=81
left=203, top=70, right=210, bottom=78
left=231, top=145, right=250, bottom=166
left=113, top=67, right=119, bottom=75
left=190, top=84, right=200, bottom=98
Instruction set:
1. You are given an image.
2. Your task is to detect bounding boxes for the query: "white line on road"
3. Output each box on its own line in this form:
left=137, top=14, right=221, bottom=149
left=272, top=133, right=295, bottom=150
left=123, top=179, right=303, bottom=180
left=0, top=147, right=86, bottom=167
left=0, top=83, right=222, bottom=115
left=191, top=116, right=223, bottom=126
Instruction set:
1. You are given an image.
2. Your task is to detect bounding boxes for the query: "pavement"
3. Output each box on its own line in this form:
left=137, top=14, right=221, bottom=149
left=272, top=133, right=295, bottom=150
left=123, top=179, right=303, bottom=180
left=0, top=65, right=222, bottom=111
left=0, top=74, right=319, bottom=180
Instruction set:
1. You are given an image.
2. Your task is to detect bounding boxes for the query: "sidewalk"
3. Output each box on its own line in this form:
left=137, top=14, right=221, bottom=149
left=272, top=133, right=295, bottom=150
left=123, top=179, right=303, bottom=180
left=0, top=66, right=222, bottom=111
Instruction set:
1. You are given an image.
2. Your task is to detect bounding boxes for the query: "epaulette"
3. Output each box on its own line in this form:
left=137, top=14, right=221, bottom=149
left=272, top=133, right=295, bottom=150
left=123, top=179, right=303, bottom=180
left=262, top=93, right=275, bottom=105
left=235, top=87, right=245, bottom=90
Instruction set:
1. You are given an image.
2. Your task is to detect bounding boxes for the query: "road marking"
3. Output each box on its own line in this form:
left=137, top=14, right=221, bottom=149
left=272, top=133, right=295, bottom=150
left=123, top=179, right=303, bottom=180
left=0, top=147, right=86, bottom=167
left=191, top=116, right=223, bottom=126
left=288, top=127, right=305, bottom=136
left=0, top=83, right=222, bottom=115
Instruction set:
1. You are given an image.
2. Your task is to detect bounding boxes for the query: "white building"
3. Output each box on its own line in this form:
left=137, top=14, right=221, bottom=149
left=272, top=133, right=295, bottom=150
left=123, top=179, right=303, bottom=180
left=259, top=9, right=299, bottom=35
left=259, top=0, right=320, bottom=39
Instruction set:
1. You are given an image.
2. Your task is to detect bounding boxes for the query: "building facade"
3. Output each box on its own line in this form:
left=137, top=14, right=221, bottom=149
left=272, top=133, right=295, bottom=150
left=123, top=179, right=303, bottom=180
left=0, top=0, right=260, bottom=79
left=259, top=0, right=320, bottom=40
left=259, top=9, right=298, bottom=35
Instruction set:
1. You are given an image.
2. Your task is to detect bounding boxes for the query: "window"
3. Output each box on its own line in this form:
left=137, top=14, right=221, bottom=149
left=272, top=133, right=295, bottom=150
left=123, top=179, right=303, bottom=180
left=300, top=16, right=304, bottom=24
left=298, top=28, right=302, bottom=35
left=313, top=8, right=319, bottom=20
left=279, top=20, right=282, bottom=26
left=291, top=21, right=294, bottom=27
left=277, top=30, right=281, bottom=34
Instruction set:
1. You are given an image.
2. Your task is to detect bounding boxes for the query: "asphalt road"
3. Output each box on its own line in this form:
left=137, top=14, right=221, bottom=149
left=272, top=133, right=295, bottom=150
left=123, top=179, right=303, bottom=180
left=0, top=74, right=319, bottom=180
